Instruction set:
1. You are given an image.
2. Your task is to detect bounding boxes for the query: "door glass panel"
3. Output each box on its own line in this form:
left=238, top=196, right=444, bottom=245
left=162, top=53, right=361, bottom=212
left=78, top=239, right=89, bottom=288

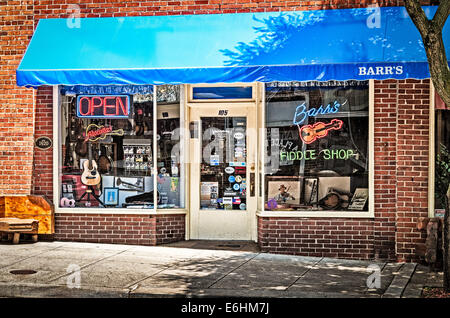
left=200, top=117, right=247, bottom=210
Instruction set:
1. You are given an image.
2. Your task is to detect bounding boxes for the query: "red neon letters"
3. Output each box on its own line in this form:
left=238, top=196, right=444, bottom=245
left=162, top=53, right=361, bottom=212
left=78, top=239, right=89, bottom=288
left=77, top=95, right=129, bottom=118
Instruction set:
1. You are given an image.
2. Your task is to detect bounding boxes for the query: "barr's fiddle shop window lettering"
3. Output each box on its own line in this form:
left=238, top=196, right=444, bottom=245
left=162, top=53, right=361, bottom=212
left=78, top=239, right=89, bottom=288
left=264, top=80, right=369, bottom=212
left=59, top=85, right=184, bottom=210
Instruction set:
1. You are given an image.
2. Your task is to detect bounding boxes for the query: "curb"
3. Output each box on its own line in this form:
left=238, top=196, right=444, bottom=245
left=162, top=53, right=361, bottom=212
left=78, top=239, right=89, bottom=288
left=0, top=282, right=129, bottom=298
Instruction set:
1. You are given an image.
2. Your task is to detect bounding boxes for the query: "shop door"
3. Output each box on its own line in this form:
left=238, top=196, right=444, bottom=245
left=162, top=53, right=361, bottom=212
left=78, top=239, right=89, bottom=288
left=189, top=104, right=257, bottom=240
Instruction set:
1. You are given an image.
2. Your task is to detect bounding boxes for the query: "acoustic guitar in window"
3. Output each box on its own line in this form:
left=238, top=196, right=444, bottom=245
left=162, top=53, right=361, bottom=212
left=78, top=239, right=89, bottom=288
left=81, top=143, right=101, bottom=186
left=298, top=119, right=344, bottom=144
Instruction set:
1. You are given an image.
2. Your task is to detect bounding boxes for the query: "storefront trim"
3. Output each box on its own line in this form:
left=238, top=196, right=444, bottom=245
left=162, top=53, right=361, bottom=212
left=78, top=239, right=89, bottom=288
left=428, top=81, right=435, bottom=218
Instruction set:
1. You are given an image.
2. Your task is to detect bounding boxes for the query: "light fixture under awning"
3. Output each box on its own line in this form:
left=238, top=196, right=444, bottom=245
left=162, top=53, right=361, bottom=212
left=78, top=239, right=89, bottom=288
left=16, top=6, right=449, bottom=87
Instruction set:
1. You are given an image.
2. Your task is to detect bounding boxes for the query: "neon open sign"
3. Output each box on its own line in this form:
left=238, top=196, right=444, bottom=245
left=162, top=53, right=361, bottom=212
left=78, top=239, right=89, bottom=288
left=77, top=95, right=130, bottom=118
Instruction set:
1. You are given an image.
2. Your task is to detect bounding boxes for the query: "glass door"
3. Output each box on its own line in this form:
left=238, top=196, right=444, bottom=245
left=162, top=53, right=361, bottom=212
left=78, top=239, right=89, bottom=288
left=189, top=105, right=257, bottom=240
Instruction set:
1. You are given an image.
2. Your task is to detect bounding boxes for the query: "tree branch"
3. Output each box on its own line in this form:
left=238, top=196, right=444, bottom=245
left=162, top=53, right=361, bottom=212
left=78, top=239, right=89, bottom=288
left=432, top=0, right=450, bottom=31
left=405, top=0, right=432, bottom=38
left=405, top=0, right=450, bottom=106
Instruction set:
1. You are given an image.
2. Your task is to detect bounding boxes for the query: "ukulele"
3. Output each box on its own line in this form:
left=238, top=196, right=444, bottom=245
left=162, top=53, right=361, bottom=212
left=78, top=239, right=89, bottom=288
left=299, top=119, right=343, bottom=144
left=81, top=143, right=101, bottom=186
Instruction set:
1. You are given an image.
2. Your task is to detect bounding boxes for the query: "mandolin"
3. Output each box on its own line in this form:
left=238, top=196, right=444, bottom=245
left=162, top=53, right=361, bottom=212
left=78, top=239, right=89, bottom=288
left=299, top=119, right=343, bottom=144
left=81, top=143, right=101, bottom=186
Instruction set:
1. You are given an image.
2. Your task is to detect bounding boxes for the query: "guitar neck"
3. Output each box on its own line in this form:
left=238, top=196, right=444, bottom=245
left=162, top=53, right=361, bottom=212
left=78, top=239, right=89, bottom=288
left=88, top=143, right=93, bottom=170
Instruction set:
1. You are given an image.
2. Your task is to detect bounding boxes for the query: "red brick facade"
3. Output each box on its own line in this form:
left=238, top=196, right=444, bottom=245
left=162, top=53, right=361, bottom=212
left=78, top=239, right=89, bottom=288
left=0, top=1, right=438, bottom=261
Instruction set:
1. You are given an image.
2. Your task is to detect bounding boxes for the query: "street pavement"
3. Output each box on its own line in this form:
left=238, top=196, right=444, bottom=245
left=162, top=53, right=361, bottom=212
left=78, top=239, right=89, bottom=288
left=0, top=241, right=443, bottom=298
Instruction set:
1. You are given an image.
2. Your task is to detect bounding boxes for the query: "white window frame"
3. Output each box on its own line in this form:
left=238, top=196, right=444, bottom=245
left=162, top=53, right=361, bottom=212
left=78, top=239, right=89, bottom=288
left=256, top=79, right=375, bottom=218
left=187, top=82, right=257, bottom=103
left=53, top=85, right=187, bottom=215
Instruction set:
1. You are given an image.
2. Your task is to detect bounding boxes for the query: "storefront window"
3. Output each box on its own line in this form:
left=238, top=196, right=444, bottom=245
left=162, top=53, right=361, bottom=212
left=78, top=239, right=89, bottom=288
left=156, top=85, right=185, bottom=209
left=264, top=80, right=370, bottom=212
left=59, top=85, right=184, bottom=210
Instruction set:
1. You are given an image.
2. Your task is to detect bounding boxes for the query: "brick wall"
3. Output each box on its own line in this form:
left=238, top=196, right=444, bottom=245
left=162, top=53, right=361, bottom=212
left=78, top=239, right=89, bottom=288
left=155, top=214, right=186, bottom=244
left=258, top=217, right=375, bottom=259
left=31, top=0, right=433, bottom=21
left=55, top=213, right=185, bottom=245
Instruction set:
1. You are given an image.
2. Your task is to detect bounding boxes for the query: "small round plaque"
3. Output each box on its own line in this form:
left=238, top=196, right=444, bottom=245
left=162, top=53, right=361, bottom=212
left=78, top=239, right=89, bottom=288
left=35, top=136, right=52, bottom=150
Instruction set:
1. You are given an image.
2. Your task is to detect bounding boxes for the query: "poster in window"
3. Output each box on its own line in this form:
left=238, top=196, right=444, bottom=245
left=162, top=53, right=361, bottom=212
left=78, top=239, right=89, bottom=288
left=104, top=188, right=119, bottom=206
left=200, top=182, right=219, bottom=209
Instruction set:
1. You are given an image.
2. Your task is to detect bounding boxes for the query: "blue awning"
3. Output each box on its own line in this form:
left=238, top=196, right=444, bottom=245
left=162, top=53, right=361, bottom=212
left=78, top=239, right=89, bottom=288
left=16, top=6, right=449, bottom=87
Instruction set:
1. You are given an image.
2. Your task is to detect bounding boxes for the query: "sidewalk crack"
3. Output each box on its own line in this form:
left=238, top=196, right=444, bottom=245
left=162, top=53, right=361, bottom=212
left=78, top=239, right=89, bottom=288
left=206, top=252, right=260, bottom=289
left=285, top=257, right=324, bottom=291
left=0, top=244, right=65, bottom=270
left=46, top=247, right=134, bottom=283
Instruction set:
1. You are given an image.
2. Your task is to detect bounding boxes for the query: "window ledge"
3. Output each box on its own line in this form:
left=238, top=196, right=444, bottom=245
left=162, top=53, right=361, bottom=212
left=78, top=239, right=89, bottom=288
left=256, top=210, right=374, bottom=218
left=55, top=207, right=187, bottom=215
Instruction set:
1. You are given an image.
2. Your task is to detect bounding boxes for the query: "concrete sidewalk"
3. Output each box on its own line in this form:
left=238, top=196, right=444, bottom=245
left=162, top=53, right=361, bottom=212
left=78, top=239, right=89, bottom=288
left=0, top=241, right=442, bottom=298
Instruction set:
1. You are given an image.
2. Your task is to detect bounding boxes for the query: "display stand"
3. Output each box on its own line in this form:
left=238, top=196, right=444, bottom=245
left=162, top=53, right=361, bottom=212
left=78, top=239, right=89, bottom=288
left=79, top=186, right=104, bottom=207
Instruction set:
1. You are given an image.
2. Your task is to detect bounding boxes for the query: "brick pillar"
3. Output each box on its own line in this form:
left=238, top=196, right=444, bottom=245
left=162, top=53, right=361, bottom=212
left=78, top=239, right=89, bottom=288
left=32, top=86, right=53, bottom=200
left=373, top=80, right=398, bottom=261
left=395, top=79, right=430, bottom=262
left=0, top=1, right=35, bottom=195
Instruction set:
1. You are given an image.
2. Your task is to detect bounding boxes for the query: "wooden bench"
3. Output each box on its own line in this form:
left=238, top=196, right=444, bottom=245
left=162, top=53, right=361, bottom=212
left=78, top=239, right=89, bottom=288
left=0, top=218, right=39, bottom=244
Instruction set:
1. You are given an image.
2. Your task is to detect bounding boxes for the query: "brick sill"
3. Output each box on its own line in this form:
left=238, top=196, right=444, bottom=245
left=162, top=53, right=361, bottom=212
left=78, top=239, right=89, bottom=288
left=256, top=210, right=374, bottom=218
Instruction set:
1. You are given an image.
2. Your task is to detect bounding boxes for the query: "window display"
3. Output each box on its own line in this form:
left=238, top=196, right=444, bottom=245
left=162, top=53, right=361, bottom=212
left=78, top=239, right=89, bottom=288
left=59, top=85, right=184, bottom=210
left=264, top=80, right=369, bottom=212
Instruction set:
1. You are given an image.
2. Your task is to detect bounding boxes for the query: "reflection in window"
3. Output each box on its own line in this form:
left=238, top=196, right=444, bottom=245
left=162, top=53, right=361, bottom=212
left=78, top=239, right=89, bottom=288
left=264, top=81, right=369, bottom=212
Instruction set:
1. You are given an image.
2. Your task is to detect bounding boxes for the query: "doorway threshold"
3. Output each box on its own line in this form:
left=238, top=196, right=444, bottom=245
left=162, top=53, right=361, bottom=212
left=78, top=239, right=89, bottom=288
left=160, top=240, right=260, bottom=253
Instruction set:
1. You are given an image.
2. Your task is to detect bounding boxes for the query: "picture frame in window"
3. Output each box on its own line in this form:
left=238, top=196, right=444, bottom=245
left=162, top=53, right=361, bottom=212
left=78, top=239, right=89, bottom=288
left=348, top=188, right=369, bottom=211
left=303, top=177, right=319, bottom=205
left=267, top=179, right=302, bottom=208
left=103, top=187, right=119, bottom=206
